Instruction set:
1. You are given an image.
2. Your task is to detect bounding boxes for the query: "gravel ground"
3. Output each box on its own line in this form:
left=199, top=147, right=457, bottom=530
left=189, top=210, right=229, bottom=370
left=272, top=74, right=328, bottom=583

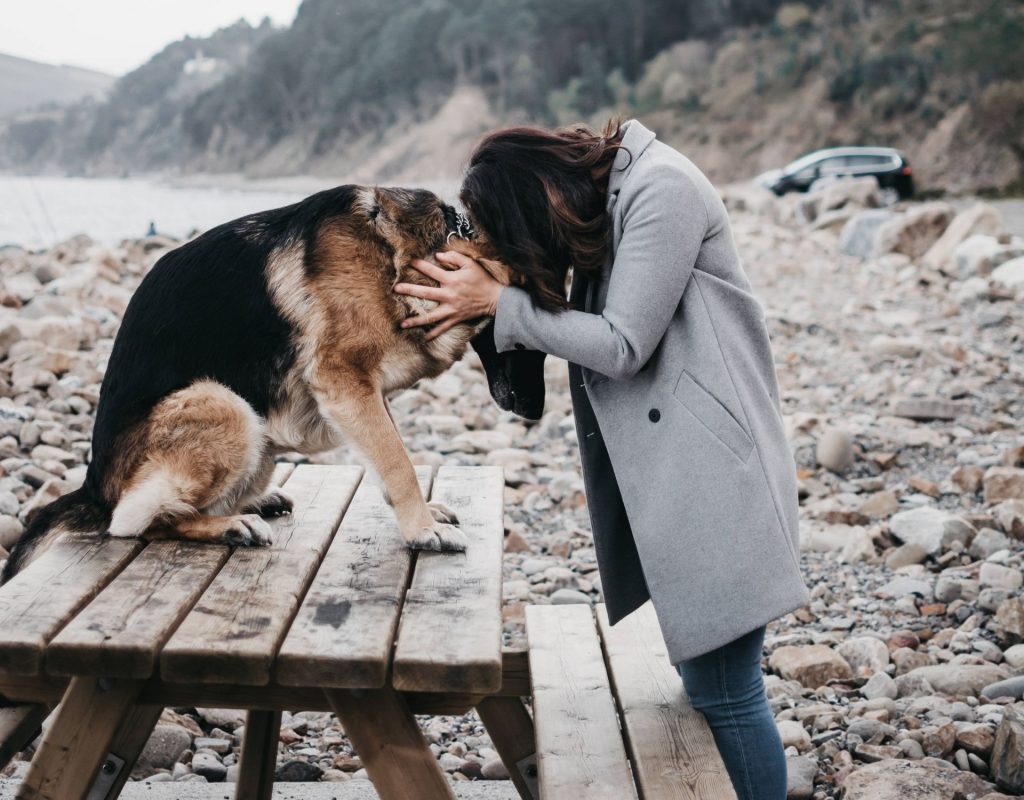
left=1, top=184, right=1024, bottom=798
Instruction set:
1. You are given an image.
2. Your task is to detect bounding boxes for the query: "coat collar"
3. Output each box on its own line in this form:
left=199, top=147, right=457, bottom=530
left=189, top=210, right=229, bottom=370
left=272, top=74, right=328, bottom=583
left=606, top=119, right=657, bottom=204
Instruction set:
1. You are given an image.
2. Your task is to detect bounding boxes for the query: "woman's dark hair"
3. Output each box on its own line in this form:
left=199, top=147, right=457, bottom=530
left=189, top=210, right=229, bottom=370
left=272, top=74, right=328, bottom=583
left=460, top=118, right=628, bottom=311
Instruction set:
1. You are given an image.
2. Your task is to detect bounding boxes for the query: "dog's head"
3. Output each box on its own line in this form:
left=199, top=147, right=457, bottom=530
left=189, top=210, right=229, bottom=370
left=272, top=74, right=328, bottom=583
left=361, top=186, right=548, bottom=421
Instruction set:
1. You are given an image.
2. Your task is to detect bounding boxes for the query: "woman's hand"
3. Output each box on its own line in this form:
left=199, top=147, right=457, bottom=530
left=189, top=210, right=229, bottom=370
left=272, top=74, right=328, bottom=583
left=394, top=250, right=503, bottom=340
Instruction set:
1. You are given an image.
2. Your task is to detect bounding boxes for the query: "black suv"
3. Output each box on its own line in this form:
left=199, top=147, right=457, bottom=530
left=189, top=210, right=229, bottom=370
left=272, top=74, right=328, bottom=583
left=757, top=147, right=914, bottom=202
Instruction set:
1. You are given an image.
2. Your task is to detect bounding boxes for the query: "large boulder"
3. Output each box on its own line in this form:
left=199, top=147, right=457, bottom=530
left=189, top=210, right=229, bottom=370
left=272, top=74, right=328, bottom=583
left=768, top=644, right=853, bottom=688
left=887, top=506, right=974, bottom=555
left=841, top=758, right=994, bottom=799
left=991, top=704, right=1024, bottom=794
left=873, top=202, right=955, bottom=260
left=992, top=256, right=1024, bottom=295
left=954, top=234, right=1024, bottom=278
left=838, top=210, right=896, bottom=258
left=905, top=663, right=1010, bottom=697
left=922, top=202, right=1003, bottom=270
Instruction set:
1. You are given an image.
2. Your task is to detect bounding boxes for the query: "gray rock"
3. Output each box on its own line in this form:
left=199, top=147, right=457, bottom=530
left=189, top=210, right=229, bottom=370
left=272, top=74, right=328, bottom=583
left=839, top=210, right=896, bottom=258
left=140, top=724, right=192, bottom=770
left=785, top=754, right=816, bottom=799
left=933, top=577, right=962, bottom=603
left=815, top=428, right=854, bottom=473
left=907, top=664, right=1011, bottom=697
left=837, top=636, right=890, bottom=677
left=481, top=757, right=510, bottom=780
left=0, top=514, right=23, bottom=549
left=875, top=576, right=933, bottom=600
left=275, top=759, right=324, bottom=782
left=550, top=588, right=591, bottom=605
left=196, top=708, right=245, bottom=731
left=190, top=751, right=226, bottom=782
left=980, top=562, right=1023, bottom=592
left=991, top=705, right=1024, bottom=794
left=982, top=676, right=1024, bottom=702
left=885, top=543, right=928, bottom=569
left=841, top=757, right=994, bottom=799
left=970, top=528, right=1013, bottom=560
left=888, top=506, right=974, bottom=555
left=862, top=672, right=898, bottom=701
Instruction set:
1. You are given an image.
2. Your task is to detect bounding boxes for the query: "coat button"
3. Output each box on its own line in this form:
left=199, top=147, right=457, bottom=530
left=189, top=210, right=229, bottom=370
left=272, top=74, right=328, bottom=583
left=514, top=342, right=525, bottom=350
left=648, top=408, right=660, bottom=423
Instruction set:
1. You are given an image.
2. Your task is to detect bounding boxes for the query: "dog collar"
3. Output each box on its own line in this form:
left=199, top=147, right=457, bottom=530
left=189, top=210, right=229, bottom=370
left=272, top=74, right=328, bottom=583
left=446, top=211, right=476, bottom=244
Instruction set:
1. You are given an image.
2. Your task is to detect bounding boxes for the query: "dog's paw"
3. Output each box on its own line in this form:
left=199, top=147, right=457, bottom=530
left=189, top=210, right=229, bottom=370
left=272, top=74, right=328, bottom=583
left=221, top=514, right=274, bottom=547
left=404, top=522, right=468, bottom=553
left=245, top=489, right=294, bottom=518
left=427, top=502, right=459, bottom=525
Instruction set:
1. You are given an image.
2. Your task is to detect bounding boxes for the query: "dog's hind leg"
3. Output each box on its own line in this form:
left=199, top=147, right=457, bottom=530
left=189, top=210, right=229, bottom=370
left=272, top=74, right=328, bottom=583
left=240, top=454, right=294, bottom=518
left=106, top=380, right=273, bottom=546
left=315, top=380, right=466, bottom=552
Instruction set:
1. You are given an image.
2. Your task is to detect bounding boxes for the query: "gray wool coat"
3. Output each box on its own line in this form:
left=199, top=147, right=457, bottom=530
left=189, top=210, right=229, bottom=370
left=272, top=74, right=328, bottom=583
left=494, top=119, right=809, bottom=664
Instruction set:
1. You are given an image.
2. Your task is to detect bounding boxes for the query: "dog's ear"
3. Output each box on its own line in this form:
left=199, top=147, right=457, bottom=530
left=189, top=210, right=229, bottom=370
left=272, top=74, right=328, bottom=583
left=477, top=258, right=513, bottom=287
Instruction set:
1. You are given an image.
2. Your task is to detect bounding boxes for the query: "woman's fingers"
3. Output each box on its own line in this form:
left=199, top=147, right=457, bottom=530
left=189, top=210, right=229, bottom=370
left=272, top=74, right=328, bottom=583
left=435, top=250, right=479, bottom=270
left=408, top=258, right=451, bottom=282
left=401, top=306, right=453, bottom=329
left=393, top=282, right=447, bottom=302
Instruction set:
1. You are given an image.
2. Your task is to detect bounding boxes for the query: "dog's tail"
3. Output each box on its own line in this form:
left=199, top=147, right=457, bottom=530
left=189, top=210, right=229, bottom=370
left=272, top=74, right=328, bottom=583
left=0, top=487, right=111, bottom=586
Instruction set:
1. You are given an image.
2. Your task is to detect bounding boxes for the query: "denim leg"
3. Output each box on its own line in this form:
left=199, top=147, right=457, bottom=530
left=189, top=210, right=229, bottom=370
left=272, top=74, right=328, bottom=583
left=676, top=626, right=786, bottom=800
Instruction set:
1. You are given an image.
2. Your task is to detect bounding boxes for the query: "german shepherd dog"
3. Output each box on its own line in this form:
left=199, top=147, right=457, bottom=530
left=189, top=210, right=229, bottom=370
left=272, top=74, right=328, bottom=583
left=0, top=186, right=547, bottom=583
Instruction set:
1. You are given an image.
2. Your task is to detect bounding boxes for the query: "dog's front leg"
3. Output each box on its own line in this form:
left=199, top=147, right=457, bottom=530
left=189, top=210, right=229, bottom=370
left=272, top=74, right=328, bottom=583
left=315, top=384, right=467, bottom=552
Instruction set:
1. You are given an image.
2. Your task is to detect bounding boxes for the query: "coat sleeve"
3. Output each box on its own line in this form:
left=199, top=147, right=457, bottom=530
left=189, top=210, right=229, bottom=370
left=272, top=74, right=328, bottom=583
left=493, top=165, right=709, bottom=380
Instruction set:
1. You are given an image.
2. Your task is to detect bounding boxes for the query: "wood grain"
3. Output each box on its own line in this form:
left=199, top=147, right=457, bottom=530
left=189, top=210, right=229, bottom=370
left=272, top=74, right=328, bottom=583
left=88, top=703, right=163, bottom=800
left=160, top=465, right=361, bottom=685
left=392, top=466, right=504, bottom=694
left=0, top=536, right=143, bottom=675
left=45, top=462, right=298, bottom=679
left=526, top=604, right=638, bottom=800
left=15, top=676, right=144, bottom=800
left=476, top=696, right=538, bottom=800
left=46, top=543, right=229, bottom=678
left=275, top=468, right=432, bottom=688
left=597, top=603, right=737, bottom=800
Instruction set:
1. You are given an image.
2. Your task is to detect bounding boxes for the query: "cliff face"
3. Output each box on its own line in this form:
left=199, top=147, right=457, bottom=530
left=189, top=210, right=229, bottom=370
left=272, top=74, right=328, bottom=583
left=0, top=54, right=114, bottom=120
left=1, top=0, right=1020, bottom=194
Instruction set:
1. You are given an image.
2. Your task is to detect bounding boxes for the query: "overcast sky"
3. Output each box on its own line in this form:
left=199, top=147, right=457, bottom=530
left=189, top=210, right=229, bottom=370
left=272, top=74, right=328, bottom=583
left=0, top=1, right=303, bottom=76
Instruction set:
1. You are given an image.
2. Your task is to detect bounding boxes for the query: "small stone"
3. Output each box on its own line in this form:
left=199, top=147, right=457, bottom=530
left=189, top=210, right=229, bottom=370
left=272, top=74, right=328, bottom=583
left=785, top=755, right=816, bottom=799
left=196, top=708, right=245, bottom=731
left=140, top=724, right=192, bottom=770
left=956, top=722, right=996, bottom=756
left=985, top=467, right=1024, bottom=504
left=934, top=577, right=962, bottom=603
left=191, top=751, right=226, bottom=782
left=837, top=636, right=890, bottom=677
left=275, top=759, right=323, bottom=782
left=769, top=645, right=853, bottom=688
left=862, top=672, right=898, bottom=701
left=885, top=543, right=927, bottom=569
left=481, top=757, right=509, bottom=780
left=980, top=563, right=1023, bottom=592
left=907, top=664, right=1010, bottom=697
left=777, top=719, right=811, bottom=751
left=995, top=598, right=1024, bottom=643
left=971, top=528, right=1013, bottom=560
left=816, top=428, right=854, bottom=473
left=888, top=506, right=974, bottom=555
left=983, top=677, right=1024, bottom=702
left=549, top=589, right=591, bottom=605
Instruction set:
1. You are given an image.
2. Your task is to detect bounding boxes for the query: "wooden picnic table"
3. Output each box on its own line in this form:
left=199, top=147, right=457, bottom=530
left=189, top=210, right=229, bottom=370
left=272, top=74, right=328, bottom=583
left=0, top=464, right=538, bottom=800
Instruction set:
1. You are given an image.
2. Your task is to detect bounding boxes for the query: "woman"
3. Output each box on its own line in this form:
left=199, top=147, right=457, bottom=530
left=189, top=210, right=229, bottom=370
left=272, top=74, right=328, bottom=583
left=395, top=119, right=809, bottom=799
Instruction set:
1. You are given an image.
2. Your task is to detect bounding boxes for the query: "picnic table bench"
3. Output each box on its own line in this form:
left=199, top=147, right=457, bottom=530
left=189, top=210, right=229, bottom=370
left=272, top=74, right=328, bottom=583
left=0, top=463, right=733, bottom=800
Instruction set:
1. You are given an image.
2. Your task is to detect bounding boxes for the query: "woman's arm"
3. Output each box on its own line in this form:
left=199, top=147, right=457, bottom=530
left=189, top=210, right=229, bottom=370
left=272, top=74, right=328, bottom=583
left=494, top=166, right=709, bottom=379
left=395, top=165, right=709, bottom=379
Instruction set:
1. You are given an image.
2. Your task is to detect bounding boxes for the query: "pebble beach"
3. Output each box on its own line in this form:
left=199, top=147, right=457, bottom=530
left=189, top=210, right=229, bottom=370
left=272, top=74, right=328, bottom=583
left=2, top=178, right=1024, bottom=797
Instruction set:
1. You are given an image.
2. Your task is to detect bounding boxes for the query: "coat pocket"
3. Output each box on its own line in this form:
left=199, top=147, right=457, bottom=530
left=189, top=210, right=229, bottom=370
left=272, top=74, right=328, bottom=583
left=672, top=369, right=754, bottom=463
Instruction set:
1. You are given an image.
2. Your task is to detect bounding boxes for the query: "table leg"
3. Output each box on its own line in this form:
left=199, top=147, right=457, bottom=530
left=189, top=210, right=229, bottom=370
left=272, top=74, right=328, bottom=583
left=325, top=686, right=456, bottom=800
left=235, top=709, right=281, bottom=800
left=1, top=704, right=50, bottom=772
left=16, top=677, right=144, bottom=800
left=86, top=704, right=163, bottom=800
left=476, top=696, right=538, bottom=800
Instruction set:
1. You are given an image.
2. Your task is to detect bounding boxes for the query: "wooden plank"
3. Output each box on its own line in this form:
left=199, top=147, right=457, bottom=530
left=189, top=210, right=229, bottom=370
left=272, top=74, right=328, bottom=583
left=325, top=686, right=456, bottom=800
left=526, top=604, right=638, bottom=800
left=0, top=704, right=49, bottom=771
left=46, top=463, right=297, bottom=680
left=499, top=648, right=531, bottom=697
left=597, top=604, right=737, bottom=800
left=160, top=465, right=362, bottom=685
left=15, top=676, right=144, bottom=800
left=46, top=543, right=228, bottom=679
left=269, top=461, right=296, bottom=487
left=275, top=468, right=432, bottom=688
left=0, top=536, right=143, bottom=675
left=235, top=709, right=281, bottom=800
left=392, top=466, right=504, bottom=694
left=476, top=696, right=538, bottom=800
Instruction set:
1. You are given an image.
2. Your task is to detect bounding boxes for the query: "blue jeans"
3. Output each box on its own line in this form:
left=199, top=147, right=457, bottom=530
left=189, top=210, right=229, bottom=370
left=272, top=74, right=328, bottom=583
left=676, top=626, right=786, bottom=800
